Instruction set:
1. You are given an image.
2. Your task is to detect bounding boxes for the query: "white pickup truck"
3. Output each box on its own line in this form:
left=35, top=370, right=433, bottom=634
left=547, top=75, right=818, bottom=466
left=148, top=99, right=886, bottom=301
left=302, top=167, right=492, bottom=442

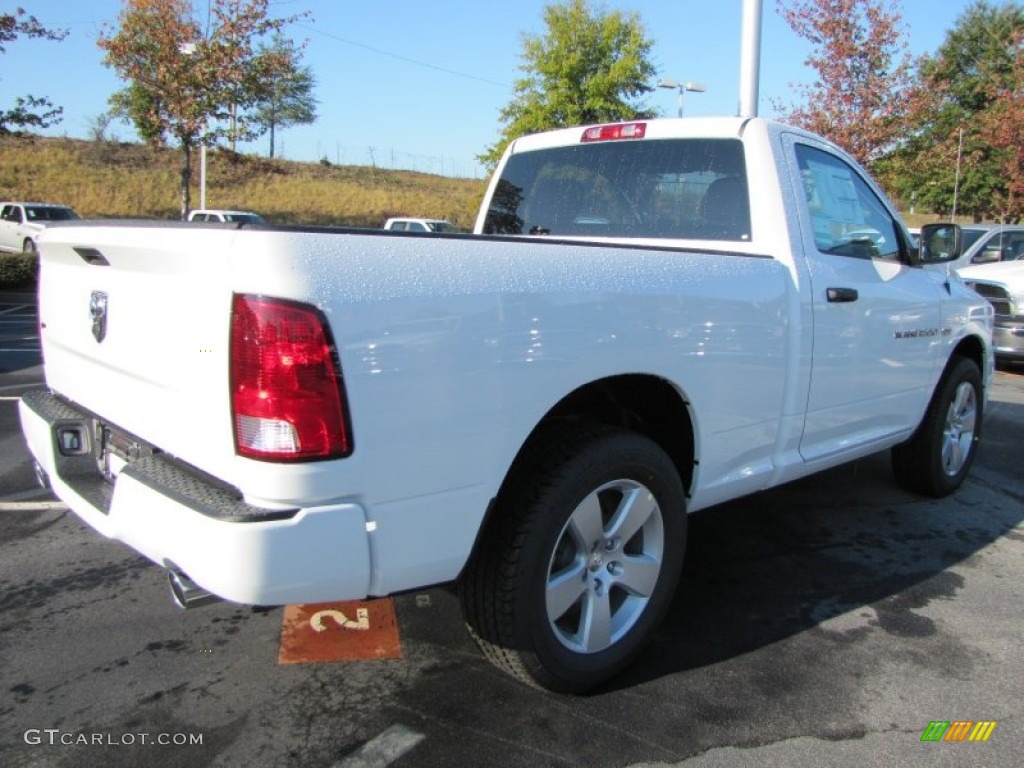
left=0, top=201, right=78, bottom=253
left=19, top=117, right=993, bottom=692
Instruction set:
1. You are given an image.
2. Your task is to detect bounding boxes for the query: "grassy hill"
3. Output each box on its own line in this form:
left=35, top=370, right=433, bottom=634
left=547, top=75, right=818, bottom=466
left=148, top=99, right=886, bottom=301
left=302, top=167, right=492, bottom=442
left=0, top=134, right=487, bottom=229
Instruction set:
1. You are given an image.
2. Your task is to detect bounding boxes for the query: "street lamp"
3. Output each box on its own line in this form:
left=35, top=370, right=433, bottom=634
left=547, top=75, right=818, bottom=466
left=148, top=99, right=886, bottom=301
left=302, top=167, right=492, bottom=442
left=657, top=78, right=707, bottom=118
left=179, top=42, right=207, bottom=212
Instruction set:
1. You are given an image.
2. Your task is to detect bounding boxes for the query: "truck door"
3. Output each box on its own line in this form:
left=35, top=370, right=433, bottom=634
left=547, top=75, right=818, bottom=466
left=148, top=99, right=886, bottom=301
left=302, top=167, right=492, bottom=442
left=784, top=137, right=947, bottom=463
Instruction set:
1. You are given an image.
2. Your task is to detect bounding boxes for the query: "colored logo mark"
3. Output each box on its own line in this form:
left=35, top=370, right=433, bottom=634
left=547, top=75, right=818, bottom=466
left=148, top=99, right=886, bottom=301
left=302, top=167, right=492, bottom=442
left=920, top=721, right=997, bottom=742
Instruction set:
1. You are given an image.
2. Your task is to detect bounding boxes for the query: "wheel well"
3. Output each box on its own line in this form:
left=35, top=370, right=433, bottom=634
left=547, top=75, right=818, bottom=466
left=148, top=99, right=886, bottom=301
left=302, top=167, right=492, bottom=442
left=527, top=374, right=694, bottom=494
left=951, top=335, right=986, bottom=377
left=462, top=374, right=694, bottom=584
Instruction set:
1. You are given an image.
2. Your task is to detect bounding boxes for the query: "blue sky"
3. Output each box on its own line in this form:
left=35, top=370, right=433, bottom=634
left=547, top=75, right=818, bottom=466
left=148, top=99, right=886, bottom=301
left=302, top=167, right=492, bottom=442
left=1, top=1, right=982, bottom=178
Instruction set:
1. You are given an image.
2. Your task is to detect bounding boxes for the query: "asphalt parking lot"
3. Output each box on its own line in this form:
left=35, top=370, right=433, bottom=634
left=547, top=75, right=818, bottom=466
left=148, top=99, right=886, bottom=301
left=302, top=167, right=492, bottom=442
left=0, top=288, right=1021, bottom=767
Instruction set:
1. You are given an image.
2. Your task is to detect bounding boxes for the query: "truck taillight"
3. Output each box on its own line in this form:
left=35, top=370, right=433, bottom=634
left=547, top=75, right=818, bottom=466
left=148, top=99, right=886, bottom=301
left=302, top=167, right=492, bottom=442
left=580, top=122, right=647, bottom=142
left=230, top=294, right=351, bottom=461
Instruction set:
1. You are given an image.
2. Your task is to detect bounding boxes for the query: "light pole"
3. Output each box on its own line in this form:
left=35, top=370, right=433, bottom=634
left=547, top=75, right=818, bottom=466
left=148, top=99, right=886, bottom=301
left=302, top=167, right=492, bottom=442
left=657, top=78, right=707, bottom=117
left=179, top=42, right=206, bottom=212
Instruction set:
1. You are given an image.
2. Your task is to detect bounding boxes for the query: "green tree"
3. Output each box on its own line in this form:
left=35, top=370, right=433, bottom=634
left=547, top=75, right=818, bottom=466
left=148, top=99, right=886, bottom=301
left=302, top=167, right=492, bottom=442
left=108, top=83, right=165, bottom=144
left=0, top=8, right=68, bottom=133
left=887, top=1, right=1024, bottom=221
left=773, top=0, right=914, bottom=171
left=250, top=33, right=317, bottom=159
left=99, top=0, right=309, bottom=218
left=480, top=0, right=656, bottom=167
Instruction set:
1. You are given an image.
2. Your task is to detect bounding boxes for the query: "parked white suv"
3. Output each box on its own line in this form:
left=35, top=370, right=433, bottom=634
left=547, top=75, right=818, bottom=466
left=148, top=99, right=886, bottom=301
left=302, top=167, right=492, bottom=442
left=383, top=217, right=459, bottom=233
left=188, top=209, right=266, bottom=224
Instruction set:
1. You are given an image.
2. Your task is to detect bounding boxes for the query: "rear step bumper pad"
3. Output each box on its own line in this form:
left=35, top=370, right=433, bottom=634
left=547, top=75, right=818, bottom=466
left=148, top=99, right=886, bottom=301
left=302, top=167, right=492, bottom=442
left=18, top=389, right=372, bottom=605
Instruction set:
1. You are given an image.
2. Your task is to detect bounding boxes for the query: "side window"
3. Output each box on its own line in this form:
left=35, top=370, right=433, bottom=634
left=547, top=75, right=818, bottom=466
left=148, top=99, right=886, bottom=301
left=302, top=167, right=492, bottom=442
left=972, top=233, right=1003, bottom=263
left=976, top=231, right=1024, bottom=262
left=0, top=206, right=13, bottom=221
left=407, top=222, right=427, bottom=232
left=795, top=143, right=900, bottom=260
left=1007, top=233, right=1024, bottom=260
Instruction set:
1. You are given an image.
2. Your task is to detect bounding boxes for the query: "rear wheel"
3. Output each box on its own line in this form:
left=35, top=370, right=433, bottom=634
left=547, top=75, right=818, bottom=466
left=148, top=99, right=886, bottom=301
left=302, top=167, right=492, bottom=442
left=460, top=424, right=687, bottom=693
left=892, top=356, right=982, bottom=497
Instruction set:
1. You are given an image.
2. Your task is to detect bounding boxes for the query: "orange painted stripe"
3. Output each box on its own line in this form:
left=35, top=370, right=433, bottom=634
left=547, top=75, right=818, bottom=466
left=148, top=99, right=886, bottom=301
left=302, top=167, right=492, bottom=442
left=278, top=599, right=401, bottom=664
left=943, top=721, right=972, bottom=742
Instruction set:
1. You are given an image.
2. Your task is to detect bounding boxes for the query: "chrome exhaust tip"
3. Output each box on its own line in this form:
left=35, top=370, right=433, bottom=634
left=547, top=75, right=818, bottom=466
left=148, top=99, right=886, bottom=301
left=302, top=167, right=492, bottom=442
left=33, top=460, right=50, bottom=490
left=167, top=569, right=220, bottom=609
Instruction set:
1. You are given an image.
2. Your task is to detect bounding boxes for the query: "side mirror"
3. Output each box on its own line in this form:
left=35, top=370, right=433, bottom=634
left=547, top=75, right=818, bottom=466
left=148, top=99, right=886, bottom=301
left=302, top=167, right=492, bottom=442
left=915, top=223, right=961, bottom=265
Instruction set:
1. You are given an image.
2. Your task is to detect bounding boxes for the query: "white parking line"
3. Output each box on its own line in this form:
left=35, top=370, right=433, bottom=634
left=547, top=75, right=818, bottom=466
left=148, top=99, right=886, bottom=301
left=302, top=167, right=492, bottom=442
left=0, top=501, right=68, bottom=512
left=0, top=304, right=30, bottom=316
left=0, top=487, right=53, bottom=502
left=0, top=382, right=41, bottom=392
left=332, top=724, right=425, bottom=768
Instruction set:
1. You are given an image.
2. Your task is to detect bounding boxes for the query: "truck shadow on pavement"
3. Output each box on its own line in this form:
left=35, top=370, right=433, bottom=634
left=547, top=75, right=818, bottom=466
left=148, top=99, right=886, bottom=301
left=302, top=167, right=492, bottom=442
left=608, top=425, right=1024, bottom=693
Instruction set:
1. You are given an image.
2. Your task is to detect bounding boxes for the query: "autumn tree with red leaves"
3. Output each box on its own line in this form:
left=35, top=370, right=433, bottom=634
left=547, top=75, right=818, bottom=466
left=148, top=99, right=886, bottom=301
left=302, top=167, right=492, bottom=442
left=975, top=33, right=1024, bottom=222
left=773, top=0, right=914, bottom=171
left=99, top=0, right=309, bottom=218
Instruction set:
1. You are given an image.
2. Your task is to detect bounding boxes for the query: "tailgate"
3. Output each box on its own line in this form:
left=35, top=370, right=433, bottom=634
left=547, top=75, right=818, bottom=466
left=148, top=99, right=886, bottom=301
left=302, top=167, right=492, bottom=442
left=37, top=223, right=242, bottom=481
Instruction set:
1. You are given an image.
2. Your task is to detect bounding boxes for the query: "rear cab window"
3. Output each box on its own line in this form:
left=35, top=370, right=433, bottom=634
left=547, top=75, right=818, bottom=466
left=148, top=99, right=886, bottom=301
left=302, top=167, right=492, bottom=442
left=482, top=138, right=751, bottom=242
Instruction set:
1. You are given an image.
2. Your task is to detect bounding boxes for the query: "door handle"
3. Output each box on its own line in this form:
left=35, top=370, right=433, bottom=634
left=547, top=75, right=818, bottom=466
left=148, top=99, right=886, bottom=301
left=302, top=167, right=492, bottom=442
left=827, top=287, right=859, bottom=303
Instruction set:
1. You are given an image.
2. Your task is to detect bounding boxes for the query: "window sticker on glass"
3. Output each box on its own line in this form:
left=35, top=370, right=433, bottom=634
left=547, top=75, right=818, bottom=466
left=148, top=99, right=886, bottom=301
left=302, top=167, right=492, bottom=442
left=803, top=159, right=860, bottom=225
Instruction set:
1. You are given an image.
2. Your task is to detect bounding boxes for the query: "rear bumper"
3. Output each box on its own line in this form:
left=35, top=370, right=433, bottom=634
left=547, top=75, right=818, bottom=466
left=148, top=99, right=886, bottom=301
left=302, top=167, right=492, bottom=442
left=18, top=390, right=371, bottom=606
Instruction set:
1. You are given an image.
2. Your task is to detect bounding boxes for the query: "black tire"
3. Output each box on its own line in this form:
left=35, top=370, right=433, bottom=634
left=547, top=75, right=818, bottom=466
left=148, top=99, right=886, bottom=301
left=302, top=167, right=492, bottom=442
left=460, top=423, right=687, bottom=693
left=22, top=238, right=36, bottom=254
left=892, top=356, right=982, bottom=497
